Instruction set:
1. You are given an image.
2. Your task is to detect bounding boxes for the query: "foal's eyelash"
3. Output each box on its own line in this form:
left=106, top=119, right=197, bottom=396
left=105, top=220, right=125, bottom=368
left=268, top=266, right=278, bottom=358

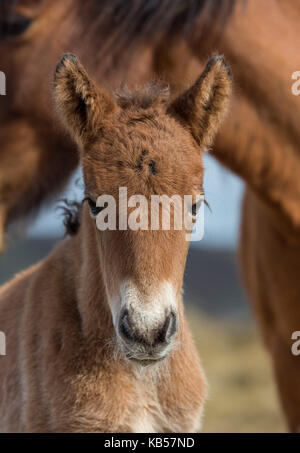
left=83, top=196, right=94, bottom=205
left=198, top=190, right=211, bottom=211
left=204, top=199, right=211, bottom=212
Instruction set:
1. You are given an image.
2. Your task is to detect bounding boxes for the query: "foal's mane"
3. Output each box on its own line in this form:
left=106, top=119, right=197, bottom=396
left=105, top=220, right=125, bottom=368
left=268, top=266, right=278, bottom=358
left=116, top=82, right=170, bottom=110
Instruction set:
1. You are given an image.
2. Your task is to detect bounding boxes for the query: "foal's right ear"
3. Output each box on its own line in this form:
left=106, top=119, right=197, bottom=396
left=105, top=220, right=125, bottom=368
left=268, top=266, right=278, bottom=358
left=54, top=54, right=117, bottom=147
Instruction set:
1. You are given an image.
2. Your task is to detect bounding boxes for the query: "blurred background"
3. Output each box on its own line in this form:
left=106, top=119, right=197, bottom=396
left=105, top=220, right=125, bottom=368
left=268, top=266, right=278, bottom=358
left=0, top=152, right=286, bottom=432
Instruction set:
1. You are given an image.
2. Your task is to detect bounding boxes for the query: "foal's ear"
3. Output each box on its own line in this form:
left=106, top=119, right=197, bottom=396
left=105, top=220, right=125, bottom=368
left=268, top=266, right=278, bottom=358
left=169, top=55, right=232, bottom=148
left=54, top=54, right=117, bottom=146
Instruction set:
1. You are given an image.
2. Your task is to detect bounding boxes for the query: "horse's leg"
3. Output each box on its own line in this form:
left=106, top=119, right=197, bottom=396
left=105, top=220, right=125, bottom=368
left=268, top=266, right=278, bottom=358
left=271, top=336, right=300, bottom=433
left=240, top=190, right=300, bottom=432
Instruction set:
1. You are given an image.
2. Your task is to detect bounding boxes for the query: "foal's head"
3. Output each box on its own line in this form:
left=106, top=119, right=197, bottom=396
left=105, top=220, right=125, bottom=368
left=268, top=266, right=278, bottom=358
left=54, top=54, right=232, bottom=365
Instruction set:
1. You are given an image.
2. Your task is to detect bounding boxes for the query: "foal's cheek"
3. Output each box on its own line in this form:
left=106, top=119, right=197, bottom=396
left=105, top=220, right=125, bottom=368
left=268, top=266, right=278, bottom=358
left=166, top=235, right=190, bottom=290
left=96, top=231, right=126, bottom=303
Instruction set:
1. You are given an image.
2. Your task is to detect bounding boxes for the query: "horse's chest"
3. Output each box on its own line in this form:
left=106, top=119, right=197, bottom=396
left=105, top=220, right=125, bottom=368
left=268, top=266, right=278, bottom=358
left=127, top=388, right=179, bottom=433
left=130, top=409, right=159, bottom=433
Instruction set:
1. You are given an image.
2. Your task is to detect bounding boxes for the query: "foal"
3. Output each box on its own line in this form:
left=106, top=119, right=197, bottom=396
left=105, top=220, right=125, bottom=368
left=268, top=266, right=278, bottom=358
left=0, top=54, right=232, bottom=432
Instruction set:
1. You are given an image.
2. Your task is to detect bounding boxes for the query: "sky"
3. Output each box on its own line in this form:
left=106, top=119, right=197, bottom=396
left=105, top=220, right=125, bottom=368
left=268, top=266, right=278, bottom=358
left=29, top=154, right=244, bottom=250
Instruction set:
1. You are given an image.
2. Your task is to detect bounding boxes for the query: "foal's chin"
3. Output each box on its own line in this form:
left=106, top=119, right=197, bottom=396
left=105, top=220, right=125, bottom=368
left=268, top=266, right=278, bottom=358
left=117, top=337, right=172, bottom=368
left=126, top=351, right=169, bottom=368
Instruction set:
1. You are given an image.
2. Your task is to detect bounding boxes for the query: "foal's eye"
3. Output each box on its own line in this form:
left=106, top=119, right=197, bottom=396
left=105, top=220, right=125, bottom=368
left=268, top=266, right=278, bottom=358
left=85, top=197, right=102, bottom=217
left=191, top=196, right=204, bottom=217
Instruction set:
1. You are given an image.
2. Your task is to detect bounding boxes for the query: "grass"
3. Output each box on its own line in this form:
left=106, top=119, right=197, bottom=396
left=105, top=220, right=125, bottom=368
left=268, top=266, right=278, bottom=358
left=187, top=308, right=286, bottom=433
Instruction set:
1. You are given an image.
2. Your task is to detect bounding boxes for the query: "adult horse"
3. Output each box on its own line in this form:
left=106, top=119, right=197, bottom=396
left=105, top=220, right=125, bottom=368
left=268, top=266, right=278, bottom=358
left=0, top=0, right=230, bottom=249
left=1, top=0, right=300, bottom=431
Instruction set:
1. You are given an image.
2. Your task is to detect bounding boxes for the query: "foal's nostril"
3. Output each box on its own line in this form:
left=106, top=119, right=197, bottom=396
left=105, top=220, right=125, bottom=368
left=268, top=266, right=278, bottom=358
left=119, top=308, right=177, bottom=350
left=119, top=309, right=135, bottom=345
left=156, top=312, right=177, bottom=345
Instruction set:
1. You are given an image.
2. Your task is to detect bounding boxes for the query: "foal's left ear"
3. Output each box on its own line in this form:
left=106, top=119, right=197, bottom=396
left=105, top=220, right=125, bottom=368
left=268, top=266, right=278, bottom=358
left=169, top=55, right=232, bottom=149
left=54, top=54, right=117, bottom=147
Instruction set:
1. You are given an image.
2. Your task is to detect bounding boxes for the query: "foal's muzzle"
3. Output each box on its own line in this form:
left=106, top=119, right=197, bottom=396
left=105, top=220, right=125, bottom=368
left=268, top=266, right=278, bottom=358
left=118, top=308, right=177, bottom=365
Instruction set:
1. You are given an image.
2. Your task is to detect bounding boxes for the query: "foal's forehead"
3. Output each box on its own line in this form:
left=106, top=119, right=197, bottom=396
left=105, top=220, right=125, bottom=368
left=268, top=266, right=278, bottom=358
left=83, top=109, right=204, bottom=196
left=115, top=108, right=189, bottom=146
left=98, top=109, right=201, bottom=161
